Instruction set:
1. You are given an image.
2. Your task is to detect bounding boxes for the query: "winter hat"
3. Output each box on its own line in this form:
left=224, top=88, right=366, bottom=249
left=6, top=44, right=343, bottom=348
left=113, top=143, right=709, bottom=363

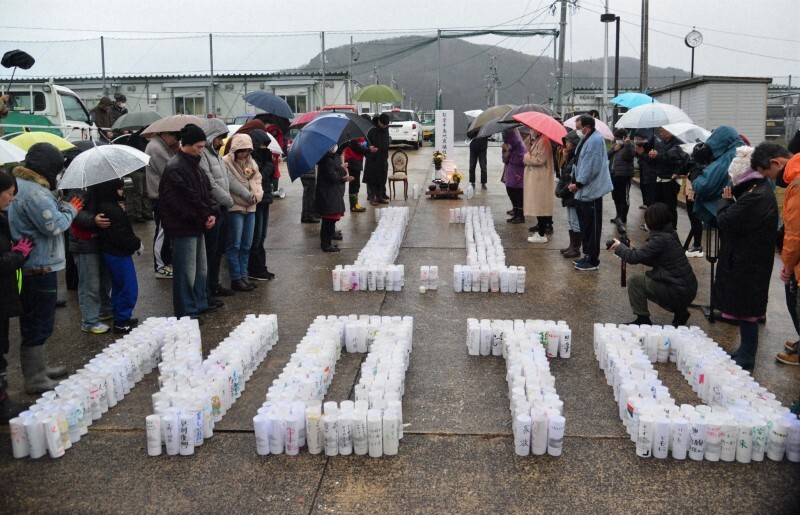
left=24, top=142, right=65, bottom=189
left=180, top=123, right=207, bottom=146
left=563, top=130, right=581, bottom=148
left=728, top=145, right=757, bottom=185
left=248, top=129, right=270, bottom=150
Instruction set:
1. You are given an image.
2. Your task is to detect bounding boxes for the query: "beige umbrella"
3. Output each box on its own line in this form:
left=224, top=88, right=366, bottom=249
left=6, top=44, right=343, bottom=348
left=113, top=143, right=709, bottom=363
left=466, top=104, right=516, bottom=135
left=140, top=114, right=206, bottom=138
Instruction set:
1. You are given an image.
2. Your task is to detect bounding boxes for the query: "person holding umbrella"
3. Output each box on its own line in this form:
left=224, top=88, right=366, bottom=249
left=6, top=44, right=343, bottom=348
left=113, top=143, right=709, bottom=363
left=145, top=130, right=180, bottom=279
left=523, top=129, right=555, bottom=243
left=364, top=114, right=391, bottom=206
left=158, top=125, right=219, bottom=320
left=316, top=145, right=353, bottom=252
left=639, top=127, right=687, bottom=231
left=9, top=143, right=83, bottom=393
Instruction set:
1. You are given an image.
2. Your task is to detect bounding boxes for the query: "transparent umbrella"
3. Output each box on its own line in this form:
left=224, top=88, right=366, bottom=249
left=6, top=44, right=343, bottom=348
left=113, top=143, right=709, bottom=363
left=58, top=144, right=150, bottom=189
left=0, top=139, right=27, bottom=165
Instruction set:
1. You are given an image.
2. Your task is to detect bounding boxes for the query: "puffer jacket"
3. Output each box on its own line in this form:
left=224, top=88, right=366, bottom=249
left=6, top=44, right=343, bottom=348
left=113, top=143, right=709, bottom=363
left=780, top=154, right=800, bottom=281
left=223, top=134, right=263, bottom=214
left=608, top=142, right=635, bottom=178
left=199, top=118, right=239, bottom=210
left=159, top=150, right=219, bottom=238
left=691, top=126, right=743, bottom=225
left=713, top=177, right=778, bottom=317
left=145, top=135, right=176, bottom=200
left=614, top=223, right=698, bottom=312
left=641, top=135, right=686, bottom=180
left=9, top=167, right=77, bottom=272
left=502, top=130, right=526, bottom=189
left=315, top=152, right=347, bottom=216
left=0, top=211, right=24, bottom=319
left=68, top=188, right=102, bottom=254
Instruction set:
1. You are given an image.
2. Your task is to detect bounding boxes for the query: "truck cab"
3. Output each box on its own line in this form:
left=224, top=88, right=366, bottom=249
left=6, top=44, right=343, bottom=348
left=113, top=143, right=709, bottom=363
left=1, top=80, right=96, bottom=141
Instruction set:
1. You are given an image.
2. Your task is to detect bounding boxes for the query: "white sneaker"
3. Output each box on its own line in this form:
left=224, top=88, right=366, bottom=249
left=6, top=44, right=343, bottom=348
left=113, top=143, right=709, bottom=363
left=154, top=266, right=173, bottom=279
left=685, top=247, right=704, bottom=258
left=527, top=234, right=547, bottom=243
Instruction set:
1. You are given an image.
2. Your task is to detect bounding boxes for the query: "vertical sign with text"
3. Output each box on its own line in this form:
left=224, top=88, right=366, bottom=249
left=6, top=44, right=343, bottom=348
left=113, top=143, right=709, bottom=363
left=435, top=110, right=454, bottom=158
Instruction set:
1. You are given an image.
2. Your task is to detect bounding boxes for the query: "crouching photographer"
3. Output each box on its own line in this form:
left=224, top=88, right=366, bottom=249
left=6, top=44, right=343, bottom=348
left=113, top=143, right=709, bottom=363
left=607, top=203, right=698, bottom=327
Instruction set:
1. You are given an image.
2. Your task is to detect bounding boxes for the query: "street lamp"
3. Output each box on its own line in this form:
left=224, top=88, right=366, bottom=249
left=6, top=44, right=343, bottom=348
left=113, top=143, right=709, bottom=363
left=601, top=13, right=620, bottom=126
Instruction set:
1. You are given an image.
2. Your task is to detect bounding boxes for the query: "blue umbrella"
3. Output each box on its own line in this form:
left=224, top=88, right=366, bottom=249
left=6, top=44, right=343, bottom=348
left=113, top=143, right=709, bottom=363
left=611, top=92, right=659, bottom=109
left=242, top=91, right=295, bottom=120
left=286, top=113, right=373, bottom=181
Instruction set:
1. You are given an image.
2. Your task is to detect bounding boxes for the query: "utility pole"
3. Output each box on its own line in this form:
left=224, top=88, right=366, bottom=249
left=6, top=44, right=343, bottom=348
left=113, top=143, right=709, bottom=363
left=101, top=36, right=107, bottom=96
left=602, top=0, right=609, bottom=123
left=555, top=0, right=568, bottom=117
left=209, top=34, right=215, bottom=117
left=485, top=53, right=501, bottom=108
left=436, top=29, right=442, bottom=110
left=321, top=31, right=326, bottom=107
left=640, top=0, right=649, bottom=91
left=348, top=36, right=354, bottom=103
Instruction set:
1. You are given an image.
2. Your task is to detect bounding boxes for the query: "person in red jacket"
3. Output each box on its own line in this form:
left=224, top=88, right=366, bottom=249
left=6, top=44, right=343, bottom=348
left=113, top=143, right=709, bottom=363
left=344, top=137, right=368, bottom=212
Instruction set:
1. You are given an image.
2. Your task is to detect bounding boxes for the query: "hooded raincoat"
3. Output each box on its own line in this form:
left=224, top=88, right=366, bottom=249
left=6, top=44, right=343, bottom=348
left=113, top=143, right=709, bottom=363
left=690, top=126, right=743, bottom=225
left=223, top=135, right=263, bottom=214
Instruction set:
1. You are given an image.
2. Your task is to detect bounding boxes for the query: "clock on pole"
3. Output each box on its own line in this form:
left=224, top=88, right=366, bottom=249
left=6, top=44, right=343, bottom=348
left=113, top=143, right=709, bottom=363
left=685, top=29, right=703, bottom=78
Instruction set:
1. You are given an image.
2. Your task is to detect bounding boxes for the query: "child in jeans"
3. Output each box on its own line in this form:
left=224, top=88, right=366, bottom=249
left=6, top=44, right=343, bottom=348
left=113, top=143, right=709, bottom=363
left=92, top=179, right=142, bottom=334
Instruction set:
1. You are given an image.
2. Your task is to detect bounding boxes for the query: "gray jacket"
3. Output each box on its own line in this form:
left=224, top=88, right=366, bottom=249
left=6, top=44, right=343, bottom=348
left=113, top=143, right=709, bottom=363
left=199, top=118, right=251, bottom=207
left=145, top=136, right=175, bottom=200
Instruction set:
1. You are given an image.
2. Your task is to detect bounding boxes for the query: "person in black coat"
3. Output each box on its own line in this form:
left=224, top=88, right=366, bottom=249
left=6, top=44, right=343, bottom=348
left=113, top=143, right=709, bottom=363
left=364, top=114, right=391, bottom=205
left=610, top=203, right=698, bottom=327
left=0, top=170, right=34, bottom=422
left=555, top=130, right=582, bottom=258
left=640, top=127, right=688, bottom=229
left=608, top=128, right=635, bottom=224
left=713, top=147, right=779, bottom=370
left=248, top=129, right=276, bottom=280
left=468, top=135, right=489, bottom=188
left=633, top=128, right=656, bottom=210
left=92, top=179, right=142, bottom=334
left=315, top=147, right=353, bottom=252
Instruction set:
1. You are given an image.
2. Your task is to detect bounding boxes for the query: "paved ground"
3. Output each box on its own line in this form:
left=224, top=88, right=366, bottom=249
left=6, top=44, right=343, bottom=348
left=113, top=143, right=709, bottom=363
left=1, top=143, right=798, bottom=514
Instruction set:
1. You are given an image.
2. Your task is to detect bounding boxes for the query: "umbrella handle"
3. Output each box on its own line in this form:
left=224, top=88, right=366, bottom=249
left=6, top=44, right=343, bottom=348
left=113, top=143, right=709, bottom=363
left=5, top=66, right=17, bottom=94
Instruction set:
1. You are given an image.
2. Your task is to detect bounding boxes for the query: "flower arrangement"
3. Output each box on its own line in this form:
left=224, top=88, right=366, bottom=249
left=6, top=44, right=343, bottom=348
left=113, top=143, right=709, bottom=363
left=452, top=167, right=463, bottom=184
left=432, top=150, right=445, bottom=169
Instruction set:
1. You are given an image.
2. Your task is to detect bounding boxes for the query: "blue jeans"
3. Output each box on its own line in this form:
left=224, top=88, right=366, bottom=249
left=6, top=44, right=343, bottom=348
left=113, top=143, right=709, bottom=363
left=74, top=252, right=112, bottom=328
left=226, top=211, right=255, bottom=281
left=102, top=254, right=138, bottom=323
left=566, top=206, right=580, bottom=232
left=248, top=203, right=270, bottom=275
left=19, top=272, right=57, bottom=347
left=172, top=236, right=208, bottom=318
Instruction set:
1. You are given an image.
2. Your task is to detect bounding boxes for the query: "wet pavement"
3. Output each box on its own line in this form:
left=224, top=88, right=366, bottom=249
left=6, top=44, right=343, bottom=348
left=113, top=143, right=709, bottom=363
left=1, top=143, right=798, bottom=513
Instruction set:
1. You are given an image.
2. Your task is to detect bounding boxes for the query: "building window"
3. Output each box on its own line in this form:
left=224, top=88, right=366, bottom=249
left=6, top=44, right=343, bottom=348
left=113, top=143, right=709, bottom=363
left=278, top=94, right=307, bottom=114
left=175, top=96, right=205, bottom=116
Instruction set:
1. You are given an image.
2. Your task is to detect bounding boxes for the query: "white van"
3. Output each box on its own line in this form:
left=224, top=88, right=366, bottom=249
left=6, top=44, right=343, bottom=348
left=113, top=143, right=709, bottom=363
left=1, top=79, right=96, bottom=141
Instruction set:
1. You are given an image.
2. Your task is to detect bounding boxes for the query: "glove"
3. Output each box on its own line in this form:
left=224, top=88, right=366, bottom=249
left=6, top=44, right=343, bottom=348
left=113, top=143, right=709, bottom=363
left=68, top=196, right=84, bottom=212
left=11, top=236, right=36, bottom=259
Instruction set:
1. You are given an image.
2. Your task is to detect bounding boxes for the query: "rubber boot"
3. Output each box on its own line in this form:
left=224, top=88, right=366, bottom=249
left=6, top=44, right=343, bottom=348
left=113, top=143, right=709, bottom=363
left=562, top=231, right=582, bottom=259
left=21, top=346, right=58, bottom=394
left=0, top=370, right=28, bottom=424
left=349, top=194, right=366, bottom=213
left=560, top=231, right=575, bottom=254
left=45, top=345, right=67, bottom=379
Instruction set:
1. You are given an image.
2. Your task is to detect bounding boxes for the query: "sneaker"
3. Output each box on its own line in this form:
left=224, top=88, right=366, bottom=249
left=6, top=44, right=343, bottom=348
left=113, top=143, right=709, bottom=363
left=212, top=286, right=235, bottom=297
left=573, top=255, right=588, bottom=266
left=82, top=322, right=110, bottom=334
left=99, top=313, right=114, bottom=321
left=685, top=246, right=704, bottom=258
left=527, top=234, right=547, bottom=243
left=574, top=260, right=599, bottom=271
left=776, top=350, right=799, bottom=366
left=639, top=224, right=648, bottom=232
left=113, top=319, right=138, bottom=334
left=249, top=271, right=272, bottom=281
left=785, top=340, right=798, bottom=352
left=155, top=266, right=173, bottom=279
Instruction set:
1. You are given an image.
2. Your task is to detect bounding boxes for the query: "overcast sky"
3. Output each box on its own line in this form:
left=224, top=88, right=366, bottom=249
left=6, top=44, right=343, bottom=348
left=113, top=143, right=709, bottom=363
left=1, top=0, right=798, bottom=85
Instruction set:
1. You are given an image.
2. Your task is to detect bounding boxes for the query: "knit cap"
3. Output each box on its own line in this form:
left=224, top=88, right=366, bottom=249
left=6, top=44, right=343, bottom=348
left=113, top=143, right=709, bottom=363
left=180, top=124, right=207, bottom=146
left=728, top=145, right=757, bottom=185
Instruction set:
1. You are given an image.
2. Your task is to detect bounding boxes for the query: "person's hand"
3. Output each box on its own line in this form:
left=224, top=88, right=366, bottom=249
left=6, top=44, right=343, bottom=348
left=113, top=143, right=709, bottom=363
left=634, top=145, right=644, bottom=155
left=345, top=175, right=355, bottom=182
left=613, top=144, right=622, bottom=151
left=95, top=213, right=110, bottom=228
left=369, top=146, right=378, bottom=153
left=608, top=238, right=621, bottom=252
left=568, top=183, right=578, bottom=193
left=204, top=215, right=216, bottom=230
left=722, top=186, right=733, bottom=199
left=12, top=236, right=36, bottom=259
left=68, top=196, right=84, bottom=212
left=648, top=149, right=658, bottom=158
left=780, top=266, right=793, bottom=284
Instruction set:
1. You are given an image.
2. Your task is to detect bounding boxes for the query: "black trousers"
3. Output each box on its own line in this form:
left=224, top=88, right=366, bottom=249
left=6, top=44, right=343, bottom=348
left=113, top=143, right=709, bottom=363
left=640, top=182, right=656, bottom=207
left=654, top=180, right=680, bottom=230
left=611, top=176, right=631, bottom=223
left=469, top=149, right=487, bottom=185
left=506, top=186, right=523, bottom=215
left=576, top=197, right=603, bottom=265
left=300, top=175, right=317, bottom=220
left=685, top=199, right=703, bottom=249
left=347, top=159, right=362, bottom=195
left=320, top=218, right=336, bottom=248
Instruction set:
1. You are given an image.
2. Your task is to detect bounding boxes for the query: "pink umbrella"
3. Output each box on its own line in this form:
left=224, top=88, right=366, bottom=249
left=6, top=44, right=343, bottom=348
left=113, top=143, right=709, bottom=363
left=290, top=110, right=323, bottom=129
left=563, top=115, right=614, bottom=141
left=512, top=112, right=567, bottom=144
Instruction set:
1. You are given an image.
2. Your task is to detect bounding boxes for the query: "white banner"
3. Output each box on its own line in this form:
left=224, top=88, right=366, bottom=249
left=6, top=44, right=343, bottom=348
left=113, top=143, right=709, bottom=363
left=434, top=110, right=454, bottom=157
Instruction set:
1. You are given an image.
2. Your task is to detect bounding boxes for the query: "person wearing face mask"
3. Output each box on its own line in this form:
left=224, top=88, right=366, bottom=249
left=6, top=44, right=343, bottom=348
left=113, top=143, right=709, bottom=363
left=713, top=145, right=780, bottom=371
left=568, top=115, right=613, bottom=271
left=554, top=131, right=582, bottom=258
left=608, top=128, right=634, bottom=225
left=761, top=143, right=799, bottom=366
left=315, top=145, right=354, bottom=252
left=522, top=129, right=554, bottom=243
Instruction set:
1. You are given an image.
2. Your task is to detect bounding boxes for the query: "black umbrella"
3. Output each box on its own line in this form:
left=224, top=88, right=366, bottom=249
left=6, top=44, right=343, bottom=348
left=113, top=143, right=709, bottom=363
left=476, top=104, right=560, bottom=139
left=2, top=49, right=35, bottom=90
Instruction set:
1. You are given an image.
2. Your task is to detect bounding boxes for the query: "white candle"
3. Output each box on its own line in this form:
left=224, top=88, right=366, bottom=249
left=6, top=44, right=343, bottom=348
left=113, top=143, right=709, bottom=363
left=9, top=417, right=29, bottom=459
left=146, top=414, right=162, bottom=456
left=382, top=411, right=399, bottom=456
left=514, top=414, right=532, bottom=456
left=367, top=409, right=383, bottom=458
left=547, top=415, right=565, bottom=457
left=42, top=417, right=65, bottom=459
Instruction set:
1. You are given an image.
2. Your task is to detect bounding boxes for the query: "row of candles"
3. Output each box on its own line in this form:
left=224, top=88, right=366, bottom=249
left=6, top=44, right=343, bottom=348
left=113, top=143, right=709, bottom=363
left=333, top=207, right=410, bottom=291
left=253, top=315, right=413, bottom=457
left=145, top=315, right=279, bottom=456
left=468, top=319, right=569, bottom=456
left=594, top=323, right=799, bottom=462
left=10, top=317, right=177, bottom=459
